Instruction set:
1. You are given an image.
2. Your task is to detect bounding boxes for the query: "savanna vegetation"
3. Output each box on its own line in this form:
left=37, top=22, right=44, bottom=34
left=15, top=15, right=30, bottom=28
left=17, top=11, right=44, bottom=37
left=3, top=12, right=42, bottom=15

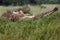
left=0, top=4, right=60, bottom=40
left=0, top=0, right=60, bottom=6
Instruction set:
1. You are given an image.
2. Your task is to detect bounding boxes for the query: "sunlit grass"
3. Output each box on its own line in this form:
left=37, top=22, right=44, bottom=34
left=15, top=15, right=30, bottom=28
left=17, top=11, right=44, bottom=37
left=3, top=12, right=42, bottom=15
left=0, top=4, right=60, bottom=40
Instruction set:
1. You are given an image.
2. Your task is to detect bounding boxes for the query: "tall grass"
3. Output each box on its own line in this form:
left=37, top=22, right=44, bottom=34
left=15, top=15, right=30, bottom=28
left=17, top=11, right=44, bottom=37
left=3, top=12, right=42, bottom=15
left=0, top=5, right=60, bottom=40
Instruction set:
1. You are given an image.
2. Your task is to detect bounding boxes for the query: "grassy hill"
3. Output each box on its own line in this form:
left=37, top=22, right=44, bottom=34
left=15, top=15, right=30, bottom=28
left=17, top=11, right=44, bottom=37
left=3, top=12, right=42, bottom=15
left=0, top=4, right=60, bottom=40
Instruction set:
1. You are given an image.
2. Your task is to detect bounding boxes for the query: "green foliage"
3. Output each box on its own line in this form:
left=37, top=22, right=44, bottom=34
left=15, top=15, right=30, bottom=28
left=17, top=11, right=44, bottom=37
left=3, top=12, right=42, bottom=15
left=0, top=0, right=60, bottom=6
left=0, top=5, right=60, bottom=40
left=0, top=8, right=60, bottom=40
